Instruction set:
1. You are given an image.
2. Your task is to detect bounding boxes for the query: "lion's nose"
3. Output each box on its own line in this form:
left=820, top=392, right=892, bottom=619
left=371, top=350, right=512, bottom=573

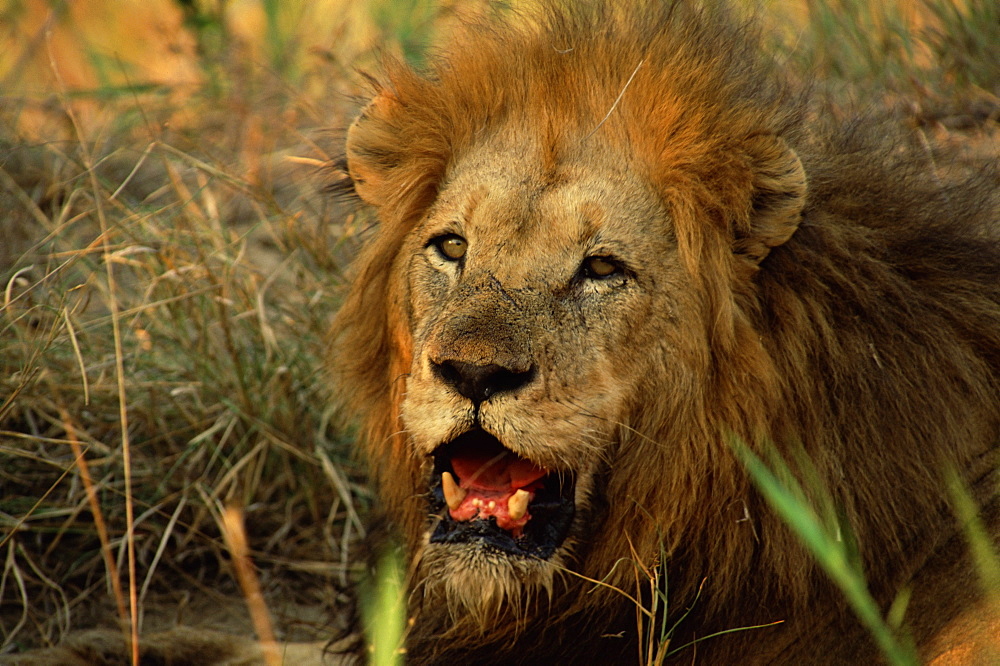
left=432, top=360, right=535, bottom=404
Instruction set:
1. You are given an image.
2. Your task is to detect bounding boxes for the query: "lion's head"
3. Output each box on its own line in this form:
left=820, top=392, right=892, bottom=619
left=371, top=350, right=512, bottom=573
left=333, top=2, right=1000, bottom=663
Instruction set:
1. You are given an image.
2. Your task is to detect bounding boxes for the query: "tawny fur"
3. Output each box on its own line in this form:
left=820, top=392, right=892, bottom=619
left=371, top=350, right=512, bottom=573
left=333, top=1, right=1000, bottom=663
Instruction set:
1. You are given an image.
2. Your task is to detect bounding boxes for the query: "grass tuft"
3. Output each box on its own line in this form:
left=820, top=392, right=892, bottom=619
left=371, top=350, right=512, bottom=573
left=0, top=11, right=365, bottom=647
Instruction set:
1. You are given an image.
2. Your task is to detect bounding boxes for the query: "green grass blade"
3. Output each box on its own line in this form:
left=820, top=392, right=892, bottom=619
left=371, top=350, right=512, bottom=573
left=731, top=439, right=918, bottom=666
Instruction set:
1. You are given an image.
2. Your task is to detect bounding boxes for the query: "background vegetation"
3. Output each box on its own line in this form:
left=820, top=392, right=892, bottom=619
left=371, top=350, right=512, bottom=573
left=0, top=0, right=997, bottom=660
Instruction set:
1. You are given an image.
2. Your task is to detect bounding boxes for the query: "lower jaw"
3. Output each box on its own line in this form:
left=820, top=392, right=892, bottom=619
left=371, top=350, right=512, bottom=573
left=415, top=538, right=565, bottom=611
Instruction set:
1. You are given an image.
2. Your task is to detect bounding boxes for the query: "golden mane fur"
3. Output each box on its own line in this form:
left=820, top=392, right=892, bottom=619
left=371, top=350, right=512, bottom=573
left=333, top=1, right=1000, bottom=663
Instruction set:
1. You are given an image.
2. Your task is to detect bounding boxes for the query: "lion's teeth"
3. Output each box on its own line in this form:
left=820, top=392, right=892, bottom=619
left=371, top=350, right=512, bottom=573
left=508, top=489, right=530, bottom=521
left=442, top=472, right=466, bottom=510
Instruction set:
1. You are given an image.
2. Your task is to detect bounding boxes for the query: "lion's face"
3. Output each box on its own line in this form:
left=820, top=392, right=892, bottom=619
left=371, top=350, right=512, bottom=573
left=337, top=2, right=808, bottom=633
left=393, top=137, right=691, bottom=605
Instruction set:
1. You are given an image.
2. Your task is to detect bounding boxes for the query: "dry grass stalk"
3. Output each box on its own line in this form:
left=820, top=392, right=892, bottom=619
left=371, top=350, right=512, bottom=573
left=221, top=506, right=281, bottom=666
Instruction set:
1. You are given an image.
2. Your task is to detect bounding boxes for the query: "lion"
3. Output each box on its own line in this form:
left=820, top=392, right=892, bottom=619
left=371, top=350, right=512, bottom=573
left=331, top=1, right=1000, bottom=663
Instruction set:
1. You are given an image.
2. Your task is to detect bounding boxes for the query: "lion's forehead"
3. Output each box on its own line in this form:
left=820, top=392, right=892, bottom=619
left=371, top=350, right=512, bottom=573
left=427, top=147, right=670, bottom=279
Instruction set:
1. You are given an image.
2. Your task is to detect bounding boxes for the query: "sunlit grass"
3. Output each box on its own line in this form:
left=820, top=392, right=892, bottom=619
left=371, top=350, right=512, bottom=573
left=0, top=59, right=361, bottom=650
left=362, top=548, right=406, bottom=666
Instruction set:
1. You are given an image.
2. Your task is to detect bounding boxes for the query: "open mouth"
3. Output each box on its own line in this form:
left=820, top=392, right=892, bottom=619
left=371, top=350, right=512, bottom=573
left=429, top=428, right=575, bottom=558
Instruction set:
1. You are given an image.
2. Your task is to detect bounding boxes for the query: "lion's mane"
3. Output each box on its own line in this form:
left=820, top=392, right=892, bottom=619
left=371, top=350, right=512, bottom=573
left=333, top=2, right=1000, bottom=663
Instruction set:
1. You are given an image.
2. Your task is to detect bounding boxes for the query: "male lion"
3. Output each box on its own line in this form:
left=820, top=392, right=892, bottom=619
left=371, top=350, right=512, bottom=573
left=334, top=1, right=1000, bottom=663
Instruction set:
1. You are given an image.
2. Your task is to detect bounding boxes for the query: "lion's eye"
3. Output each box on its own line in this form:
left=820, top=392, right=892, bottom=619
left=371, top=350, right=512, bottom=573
left=430, top=234, right=468, bottom=261
left=581, top=256, right=622, bottom=280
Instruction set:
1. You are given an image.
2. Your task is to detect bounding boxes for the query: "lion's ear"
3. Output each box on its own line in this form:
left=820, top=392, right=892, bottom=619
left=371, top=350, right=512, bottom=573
left=344, top=93, right=399, bottom=208
left=735, top=135, right=807, bottom=263
left=344, top=87, right=449, bottom=214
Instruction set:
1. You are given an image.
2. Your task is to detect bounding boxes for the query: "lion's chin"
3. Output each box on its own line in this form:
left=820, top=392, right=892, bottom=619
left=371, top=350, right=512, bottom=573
left=415, top=540, right=564, bottom=631
left=427, top=428, right=576, bottom=559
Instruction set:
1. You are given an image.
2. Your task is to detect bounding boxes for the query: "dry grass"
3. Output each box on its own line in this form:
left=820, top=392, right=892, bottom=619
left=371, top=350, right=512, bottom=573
left=0, top=0, right=380, bottom=652
left=0, top=0, right=997, bottom=661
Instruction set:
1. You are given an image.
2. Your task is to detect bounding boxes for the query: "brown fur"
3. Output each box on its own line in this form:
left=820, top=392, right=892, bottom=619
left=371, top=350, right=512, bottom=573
left=333, top=1, right=1000, bottom=663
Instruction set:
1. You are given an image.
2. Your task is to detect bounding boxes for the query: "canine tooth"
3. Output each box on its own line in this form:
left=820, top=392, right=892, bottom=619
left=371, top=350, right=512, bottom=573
left=441, top=472, right=466, bottom=510
left=508, top=489, right=530, bottom=521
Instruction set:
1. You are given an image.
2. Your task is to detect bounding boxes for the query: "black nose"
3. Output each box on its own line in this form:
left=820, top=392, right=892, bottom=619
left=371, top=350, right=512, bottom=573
left=432, top=360, right=535, bottom=404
